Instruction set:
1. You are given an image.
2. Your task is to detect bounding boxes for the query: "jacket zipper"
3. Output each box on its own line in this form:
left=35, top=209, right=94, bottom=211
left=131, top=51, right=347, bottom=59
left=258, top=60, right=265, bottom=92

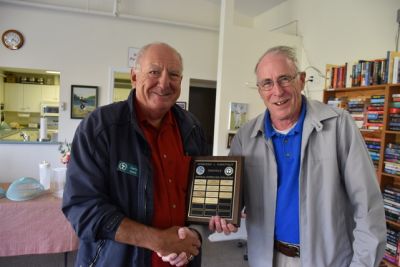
left=88, top=239, right=105, bottom=267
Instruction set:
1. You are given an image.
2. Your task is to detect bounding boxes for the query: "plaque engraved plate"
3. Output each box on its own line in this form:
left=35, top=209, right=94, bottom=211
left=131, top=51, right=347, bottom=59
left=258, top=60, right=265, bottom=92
left=186, top=156, right=243, bottom=226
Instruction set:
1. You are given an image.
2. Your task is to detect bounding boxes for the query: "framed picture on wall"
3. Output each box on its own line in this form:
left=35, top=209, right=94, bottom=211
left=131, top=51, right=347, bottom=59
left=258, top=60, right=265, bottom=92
left=71, top=85, right=98, bottom=119
left=176, top=101, right=187, bottom=110
left=228, top=102, right=248, bottom=130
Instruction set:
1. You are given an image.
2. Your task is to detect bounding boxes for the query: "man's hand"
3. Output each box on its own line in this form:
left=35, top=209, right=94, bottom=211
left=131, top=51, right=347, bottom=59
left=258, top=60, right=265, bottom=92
left=209, top=215, right=238, bottom=234
left=155, top=226, right=200, bottom=258
left=158, top=227, right=200, bottom=266
left=115, top=218, right=200, bottom=262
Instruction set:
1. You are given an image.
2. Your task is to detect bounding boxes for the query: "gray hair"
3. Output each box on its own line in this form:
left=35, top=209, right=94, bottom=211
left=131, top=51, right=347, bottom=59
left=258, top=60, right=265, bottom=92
left=134, top=42, right=183, bottom=71
left=254, top=45, right=299, bottom=73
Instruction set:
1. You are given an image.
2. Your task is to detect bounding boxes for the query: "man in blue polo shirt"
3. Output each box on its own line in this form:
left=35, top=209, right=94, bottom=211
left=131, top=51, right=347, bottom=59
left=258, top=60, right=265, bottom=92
left=209, top=46, right=386, bottom=267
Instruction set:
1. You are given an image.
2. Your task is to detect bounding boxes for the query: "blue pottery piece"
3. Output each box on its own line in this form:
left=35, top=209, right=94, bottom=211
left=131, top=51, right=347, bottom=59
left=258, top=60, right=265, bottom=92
left=6, top=177, right=45, bottom=201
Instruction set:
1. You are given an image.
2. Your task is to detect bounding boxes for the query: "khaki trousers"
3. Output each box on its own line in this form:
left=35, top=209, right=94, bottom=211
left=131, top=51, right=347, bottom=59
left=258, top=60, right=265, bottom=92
left=273, top=250, right=301, bottom=267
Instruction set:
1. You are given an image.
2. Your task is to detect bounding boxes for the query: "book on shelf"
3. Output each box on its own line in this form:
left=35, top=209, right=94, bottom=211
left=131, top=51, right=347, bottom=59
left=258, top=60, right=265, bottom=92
left=384, top=225, right=400, bottom=265
left=350, top=59, right=387, bottom=87
left=327, top=99, right=343, bottom=108
left=387, top=143, right=400, bottom=150
left=387, top=51, right=400, bottom=84
left=324, top=51, right=400, bottom=88
left=325, top=63, right=348, bottom=89
left=393, top=57, right=400, bottom=84
left=325, top=64, right=335, bottom=89
left=361, top=61, right=370, bottom=86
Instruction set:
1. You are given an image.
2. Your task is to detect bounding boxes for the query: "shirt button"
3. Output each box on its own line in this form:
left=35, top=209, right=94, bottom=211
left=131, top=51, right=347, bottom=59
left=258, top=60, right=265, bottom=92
left=163, top=154, right=167, bottom=158
left=285, top=153, right=290, bottom=157
left=172, top=204, right=176, bottom=209
left=169, top=179, right=172, bottom=183
left=284, top=139, right=288, bottom=143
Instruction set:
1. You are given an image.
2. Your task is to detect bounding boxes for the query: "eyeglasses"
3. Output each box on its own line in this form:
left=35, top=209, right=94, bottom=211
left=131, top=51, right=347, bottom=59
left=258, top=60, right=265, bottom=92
left=257, top=73, right=299, bottom=91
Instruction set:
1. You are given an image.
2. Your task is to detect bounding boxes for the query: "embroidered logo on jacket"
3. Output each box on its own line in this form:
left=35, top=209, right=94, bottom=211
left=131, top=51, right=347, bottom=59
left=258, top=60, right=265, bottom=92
left=117, top=161, right=139, bottom=176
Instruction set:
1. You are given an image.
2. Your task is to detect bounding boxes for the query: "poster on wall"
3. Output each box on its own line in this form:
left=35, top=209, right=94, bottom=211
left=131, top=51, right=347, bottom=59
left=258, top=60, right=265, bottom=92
left=128, top=47, right=140, bottom=68
left=71, top=85, right=98, bottom=119
left=228, top=102, right=248, bottom=130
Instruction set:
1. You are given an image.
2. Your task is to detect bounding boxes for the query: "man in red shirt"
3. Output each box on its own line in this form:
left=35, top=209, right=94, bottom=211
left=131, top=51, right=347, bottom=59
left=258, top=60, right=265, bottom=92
left=63, top=42, right=208, bottom=267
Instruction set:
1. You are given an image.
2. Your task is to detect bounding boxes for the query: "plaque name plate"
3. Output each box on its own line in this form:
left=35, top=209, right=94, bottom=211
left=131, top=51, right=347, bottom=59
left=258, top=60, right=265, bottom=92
left=186, top=156, right=243, bottom=226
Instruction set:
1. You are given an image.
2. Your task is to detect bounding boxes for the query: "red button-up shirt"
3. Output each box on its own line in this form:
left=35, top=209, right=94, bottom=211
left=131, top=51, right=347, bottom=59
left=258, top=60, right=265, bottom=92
left=136, top=104, right=191, bottom=267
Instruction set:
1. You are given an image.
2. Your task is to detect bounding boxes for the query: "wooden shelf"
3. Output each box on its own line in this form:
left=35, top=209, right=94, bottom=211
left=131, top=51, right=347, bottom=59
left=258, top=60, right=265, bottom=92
left=386, top=130, right=400, bottom=135
left=382, top=258, right=399, bottom=267
left=325, top=85, right=387, bottom=92
left=382, top=172, right=400, bottom=179
left=324, top=85, right=400, bottom=266
left=387, top=219, right=400, bottom=229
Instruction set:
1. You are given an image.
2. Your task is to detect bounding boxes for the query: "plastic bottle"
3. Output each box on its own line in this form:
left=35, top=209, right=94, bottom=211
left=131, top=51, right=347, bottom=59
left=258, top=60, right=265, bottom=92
left=39, top=160, right=51, bottom=190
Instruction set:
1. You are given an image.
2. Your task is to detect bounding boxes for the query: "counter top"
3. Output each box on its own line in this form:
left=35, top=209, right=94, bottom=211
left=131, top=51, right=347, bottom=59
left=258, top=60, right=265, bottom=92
left=0, top=128, right=58, bottom=143
left=0, top=128, right=18, bottom=139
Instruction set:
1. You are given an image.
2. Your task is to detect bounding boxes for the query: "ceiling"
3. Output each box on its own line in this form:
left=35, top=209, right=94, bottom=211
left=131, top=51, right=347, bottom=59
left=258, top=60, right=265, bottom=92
left=1, top=0, right=286, bottom=25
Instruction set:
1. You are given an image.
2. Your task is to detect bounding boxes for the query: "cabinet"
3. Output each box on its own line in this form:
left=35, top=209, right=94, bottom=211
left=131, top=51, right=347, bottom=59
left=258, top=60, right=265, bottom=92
left=323, top=84, right=400, bottom=267
left=4, top=83, right=42, bottom=112
left=4, top=83, right=60, bottom=112
left=42, top=85, right=59, bottom=102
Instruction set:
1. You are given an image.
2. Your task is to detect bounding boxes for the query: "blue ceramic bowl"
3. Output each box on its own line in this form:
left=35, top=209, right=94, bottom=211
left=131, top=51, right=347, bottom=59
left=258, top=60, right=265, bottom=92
left=6, top=177, right=45, bottom=201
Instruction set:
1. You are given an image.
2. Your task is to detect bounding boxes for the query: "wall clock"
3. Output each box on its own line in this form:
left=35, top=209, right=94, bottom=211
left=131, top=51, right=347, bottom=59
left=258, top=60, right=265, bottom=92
left=2, top=29, right=24, bottom=50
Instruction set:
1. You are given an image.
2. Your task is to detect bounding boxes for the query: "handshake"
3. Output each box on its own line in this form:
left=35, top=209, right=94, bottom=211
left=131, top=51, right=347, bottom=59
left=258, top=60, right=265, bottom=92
left=156, top=216, right=238, bottom=266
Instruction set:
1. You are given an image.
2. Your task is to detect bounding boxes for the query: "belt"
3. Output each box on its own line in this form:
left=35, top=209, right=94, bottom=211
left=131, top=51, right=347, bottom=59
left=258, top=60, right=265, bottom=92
left=274, top=240, right=300, bottom=257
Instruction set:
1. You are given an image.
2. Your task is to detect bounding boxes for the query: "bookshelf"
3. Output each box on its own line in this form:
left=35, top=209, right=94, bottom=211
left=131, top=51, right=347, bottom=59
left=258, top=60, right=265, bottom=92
left=323, top=84, right=400, bottom=267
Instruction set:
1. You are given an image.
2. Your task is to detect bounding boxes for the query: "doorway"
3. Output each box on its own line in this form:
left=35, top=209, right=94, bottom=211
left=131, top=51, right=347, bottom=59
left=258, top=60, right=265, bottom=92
left=188, top=79, right=216, bottom=153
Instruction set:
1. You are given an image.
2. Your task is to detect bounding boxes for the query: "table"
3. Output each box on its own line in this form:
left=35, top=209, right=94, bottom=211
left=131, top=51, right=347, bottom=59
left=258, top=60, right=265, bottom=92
left=0, top=185, right=78, bottom=257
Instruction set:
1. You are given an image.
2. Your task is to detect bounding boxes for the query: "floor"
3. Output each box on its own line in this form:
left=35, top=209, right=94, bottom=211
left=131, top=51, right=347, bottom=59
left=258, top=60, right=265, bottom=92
left=0, top=238, right=249, bottom=267
left=202, top=239, right=249, bottom=267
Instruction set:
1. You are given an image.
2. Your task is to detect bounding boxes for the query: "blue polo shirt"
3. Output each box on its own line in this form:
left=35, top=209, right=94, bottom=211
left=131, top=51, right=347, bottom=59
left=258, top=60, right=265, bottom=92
left=264, top=97, right=306, bottom=245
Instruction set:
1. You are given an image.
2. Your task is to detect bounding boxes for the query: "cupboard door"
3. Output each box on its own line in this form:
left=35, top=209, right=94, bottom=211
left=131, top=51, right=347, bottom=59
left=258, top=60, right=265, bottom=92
left=4, top=83, right=23, bottom=111
left=42, top=85, right=60, bottom=102
left=23, top=84, right=42, bottom=112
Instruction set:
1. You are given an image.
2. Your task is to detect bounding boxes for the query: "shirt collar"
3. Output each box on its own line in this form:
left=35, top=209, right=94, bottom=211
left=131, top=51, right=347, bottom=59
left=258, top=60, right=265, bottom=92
left=265, top=96, right=307, bottom=138
left=134, top=99, right=175, bottom=129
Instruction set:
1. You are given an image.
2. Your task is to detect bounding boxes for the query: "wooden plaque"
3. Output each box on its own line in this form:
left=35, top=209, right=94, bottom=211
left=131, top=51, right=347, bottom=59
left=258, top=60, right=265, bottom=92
left=186, top=156, right=243, bottom=226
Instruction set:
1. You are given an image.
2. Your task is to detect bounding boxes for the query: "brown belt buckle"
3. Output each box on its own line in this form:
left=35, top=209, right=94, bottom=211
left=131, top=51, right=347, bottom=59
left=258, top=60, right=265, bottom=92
left=275, top=240, right=300, bottom=257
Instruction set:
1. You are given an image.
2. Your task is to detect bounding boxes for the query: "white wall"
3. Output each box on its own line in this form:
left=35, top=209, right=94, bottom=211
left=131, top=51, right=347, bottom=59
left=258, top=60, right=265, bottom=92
left=256, top=0, right=400, bottom=99
left=0, top=3, right=218, bottom=182
left=213, top=0, right=301, bottom=155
